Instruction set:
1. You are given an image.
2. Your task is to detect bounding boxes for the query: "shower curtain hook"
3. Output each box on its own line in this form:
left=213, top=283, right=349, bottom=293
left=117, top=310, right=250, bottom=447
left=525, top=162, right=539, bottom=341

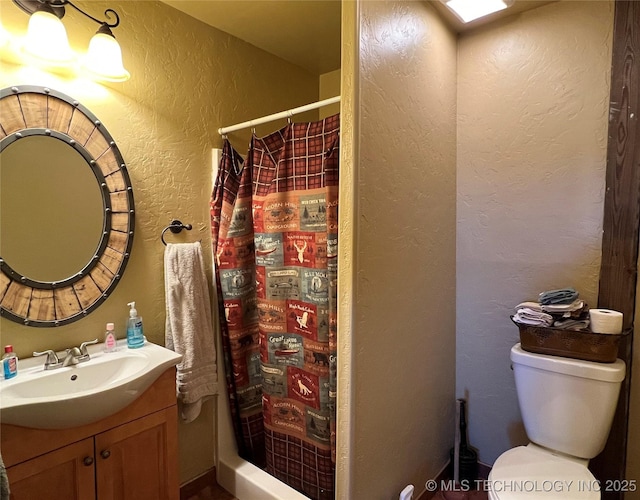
left=287, top=110, right=294, bottom=124
left=251, top=127, right=256, bottom=135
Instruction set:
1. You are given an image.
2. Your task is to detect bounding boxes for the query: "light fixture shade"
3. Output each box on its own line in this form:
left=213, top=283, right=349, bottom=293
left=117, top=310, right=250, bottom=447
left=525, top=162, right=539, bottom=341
left=23, top=10, right=74, bottom=64
left=82, top=31, right=130, bottom=82
left=444, top=0, right=511, bottom=23
left=0, top=24, right=9, bottom=48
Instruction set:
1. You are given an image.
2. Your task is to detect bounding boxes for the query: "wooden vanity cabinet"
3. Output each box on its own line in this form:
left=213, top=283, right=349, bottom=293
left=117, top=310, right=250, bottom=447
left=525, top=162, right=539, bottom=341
left=95, top=407, right=176, bottom=500
left=7, top=438, right=96, bottom=499
left=2, top=369, right=179, bottom=500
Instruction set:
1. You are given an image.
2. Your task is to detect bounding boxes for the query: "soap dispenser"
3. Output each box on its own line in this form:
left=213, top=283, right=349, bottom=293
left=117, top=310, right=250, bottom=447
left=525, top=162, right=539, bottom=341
left=126, top=302, right=145, bottom=349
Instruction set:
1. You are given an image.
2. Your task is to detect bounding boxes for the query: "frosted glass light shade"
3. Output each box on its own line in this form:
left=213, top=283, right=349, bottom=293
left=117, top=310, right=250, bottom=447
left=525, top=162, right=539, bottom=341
left=82, top=32, right=130, bottom=82
left=23, top=10, right=73, bottom=64
left=0, top=25, right=9, bottom=48
left=444, top=0, right=510, bottom=23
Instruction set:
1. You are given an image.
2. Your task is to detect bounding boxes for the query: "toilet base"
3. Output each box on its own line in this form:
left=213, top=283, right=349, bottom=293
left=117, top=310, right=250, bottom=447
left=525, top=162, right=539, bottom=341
left=488, top=444, right=598, bottom=500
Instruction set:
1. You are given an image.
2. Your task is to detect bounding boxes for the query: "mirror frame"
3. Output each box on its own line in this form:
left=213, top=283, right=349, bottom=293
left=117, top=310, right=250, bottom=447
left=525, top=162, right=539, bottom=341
left=0, top=85, right=135, bottom=327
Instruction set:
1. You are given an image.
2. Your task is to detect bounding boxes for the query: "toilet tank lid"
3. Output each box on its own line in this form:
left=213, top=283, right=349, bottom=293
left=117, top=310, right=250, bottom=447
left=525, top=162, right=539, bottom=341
left=511, top=344, right=625, bottom=383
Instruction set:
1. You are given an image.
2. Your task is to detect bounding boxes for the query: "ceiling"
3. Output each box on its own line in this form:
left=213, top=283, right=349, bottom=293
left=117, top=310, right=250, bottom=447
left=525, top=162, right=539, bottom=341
left=160, top=0, right=557, bottom=76
left=161, top=0, right=342, bottom=76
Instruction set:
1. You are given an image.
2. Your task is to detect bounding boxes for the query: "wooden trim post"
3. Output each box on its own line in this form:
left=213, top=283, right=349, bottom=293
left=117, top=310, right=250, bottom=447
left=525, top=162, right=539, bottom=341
left=590, top=2, right=640, bottom=497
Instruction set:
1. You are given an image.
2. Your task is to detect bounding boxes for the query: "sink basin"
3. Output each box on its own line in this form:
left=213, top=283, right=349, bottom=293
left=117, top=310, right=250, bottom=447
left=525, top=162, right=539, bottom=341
left=0, top=340, right=182, bottom=429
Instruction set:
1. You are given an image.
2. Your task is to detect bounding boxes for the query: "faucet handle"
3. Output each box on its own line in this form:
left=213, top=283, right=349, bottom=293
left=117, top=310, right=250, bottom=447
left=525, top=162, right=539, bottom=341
left=33, top=349, right=61, bottom=369
left=79, top=338, right=99, bottom=356
left=62, top=347, right=82, bottom=367
left=66, top=347, right=82, bottom=356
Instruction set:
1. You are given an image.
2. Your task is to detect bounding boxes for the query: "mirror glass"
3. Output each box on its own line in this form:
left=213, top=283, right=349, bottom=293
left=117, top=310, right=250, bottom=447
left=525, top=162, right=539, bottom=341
left=0, top=136, right=104, bottom=282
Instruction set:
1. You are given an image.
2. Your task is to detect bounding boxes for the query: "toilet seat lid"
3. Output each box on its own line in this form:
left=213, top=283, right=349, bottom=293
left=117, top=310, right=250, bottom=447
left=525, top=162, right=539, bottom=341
left=488, top=445, right=599, bottom=500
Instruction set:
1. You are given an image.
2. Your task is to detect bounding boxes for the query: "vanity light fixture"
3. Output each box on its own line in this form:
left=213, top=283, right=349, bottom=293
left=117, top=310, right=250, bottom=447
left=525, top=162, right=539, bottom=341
left=13, top=0, right=130, bottom=82
left=441, top=0, right=514, bottom=23
left=0, top=24, right=11, bottom=49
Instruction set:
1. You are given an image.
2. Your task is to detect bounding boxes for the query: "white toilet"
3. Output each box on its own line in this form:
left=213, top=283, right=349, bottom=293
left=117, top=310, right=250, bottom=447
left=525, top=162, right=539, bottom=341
left=488, top=343, right=626, bottom=499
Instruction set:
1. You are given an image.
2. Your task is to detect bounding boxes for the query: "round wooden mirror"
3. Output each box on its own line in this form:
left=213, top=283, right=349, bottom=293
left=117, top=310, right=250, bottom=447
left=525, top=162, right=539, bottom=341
left=0, top=85, right=135, bottom=327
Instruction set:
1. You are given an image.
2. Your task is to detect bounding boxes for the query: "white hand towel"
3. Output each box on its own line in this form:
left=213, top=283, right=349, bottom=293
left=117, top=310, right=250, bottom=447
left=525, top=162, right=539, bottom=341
left=164, top=242, right=218, bottom=422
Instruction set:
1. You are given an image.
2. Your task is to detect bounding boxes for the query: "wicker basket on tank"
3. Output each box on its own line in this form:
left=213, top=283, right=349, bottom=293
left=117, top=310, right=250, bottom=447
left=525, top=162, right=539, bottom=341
left=510, top=317, right=627, bottom=363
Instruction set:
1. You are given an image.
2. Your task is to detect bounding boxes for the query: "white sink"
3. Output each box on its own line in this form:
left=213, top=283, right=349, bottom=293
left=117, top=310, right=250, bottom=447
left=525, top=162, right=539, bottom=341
left=0, top=340, right=182, bottom=429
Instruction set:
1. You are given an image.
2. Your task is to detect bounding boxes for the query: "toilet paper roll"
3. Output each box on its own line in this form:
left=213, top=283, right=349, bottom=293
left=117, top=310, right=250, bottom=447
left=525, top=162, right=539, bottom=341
left=589, top=309, right=623, bottom=334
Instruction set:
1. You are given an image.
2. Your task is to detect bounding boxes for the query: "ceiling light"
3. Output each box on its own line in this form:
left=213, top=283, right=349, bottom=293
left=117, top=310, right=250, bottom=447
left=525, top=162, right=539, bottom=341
left=13, top=0, right=130, bottom=82
left=443, top=0, right=514, bottom=23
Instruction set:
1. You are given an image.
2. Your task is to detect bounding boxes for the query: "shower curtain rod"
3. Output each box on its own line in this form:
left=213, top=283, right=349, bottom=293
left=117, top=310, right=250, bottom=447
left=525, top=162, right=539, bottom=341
left=218, top=95, right=341, bottom=135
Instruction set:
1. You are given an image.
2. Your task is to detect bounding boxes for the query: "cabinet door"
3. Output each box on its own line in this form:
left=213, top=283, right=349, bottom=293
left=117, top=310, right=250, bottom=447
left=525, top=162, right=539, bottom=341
left=95, top=406, right=178, bottom=500
left=7, top=438, right=96, bottom=500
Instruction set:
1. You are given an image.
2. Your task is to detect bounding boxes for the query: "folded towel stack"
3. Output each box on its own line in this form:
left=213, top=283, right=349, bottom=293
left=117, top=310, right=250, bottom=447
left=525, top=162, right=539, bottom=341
left=513, top=288, right=590, bottom=330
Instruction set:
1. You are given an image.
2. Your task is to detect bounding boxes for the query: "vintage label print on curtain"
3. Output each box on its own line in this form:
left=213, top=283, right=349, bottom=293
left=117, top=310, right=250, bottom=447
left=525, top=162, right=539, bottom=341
left=250, top=115, right=339, bottom=500
left=211, top=141, right=265, bottom=465
left=211, top=114, right=339, bottom=500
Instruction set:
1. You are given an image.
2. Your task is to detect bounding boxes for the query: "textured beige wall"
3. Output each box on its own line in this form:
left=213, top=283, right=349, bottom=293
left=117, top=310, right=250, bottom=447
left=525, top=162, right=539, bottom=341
left=336, top=2, right=357, bottom=497
left=351, top=1, right=457, bottom=497
left=0, top=0, right=318, bottom=484
left=319, top=69, right=341, bottom=119
left=456, top=0, right=614, bottom=465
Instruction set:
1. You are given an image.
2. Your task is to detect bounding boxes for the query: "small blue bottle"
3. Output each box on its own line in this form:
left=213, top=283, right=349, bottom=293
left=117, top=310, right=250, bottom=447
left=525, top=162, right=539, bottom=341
left=126, top=302, right=145, bottom=349
left=2, top=345, right=18, bottom=379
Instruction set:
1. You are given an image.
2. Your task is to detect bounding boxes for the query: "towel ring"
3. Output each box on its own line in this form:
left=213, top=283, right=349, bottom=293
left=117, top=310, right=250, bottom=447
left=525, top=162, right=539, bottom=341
left=161, top=219, right=193, bottom=245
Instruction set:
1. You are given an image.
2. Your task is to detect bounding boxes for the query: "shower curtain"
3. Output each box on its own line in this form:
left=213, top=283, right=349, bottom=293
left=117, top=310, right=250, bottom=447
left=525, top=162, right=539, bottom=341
left=210, top=114, right=339, bottom=500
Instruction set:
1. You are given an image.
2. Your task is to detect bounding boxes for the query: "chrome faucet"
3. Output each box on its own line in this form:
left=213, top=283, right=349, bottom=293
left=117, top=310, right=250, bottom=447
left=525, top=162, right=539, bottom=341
left=34, top=339, right=99, bottom=369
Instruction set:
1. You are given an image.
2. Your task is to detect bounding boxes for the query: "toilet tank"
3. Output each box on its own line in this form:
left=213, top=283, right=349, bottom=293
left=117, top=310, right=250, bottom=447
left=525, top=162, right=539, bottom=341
left=511, top=344, right=625, bottom=459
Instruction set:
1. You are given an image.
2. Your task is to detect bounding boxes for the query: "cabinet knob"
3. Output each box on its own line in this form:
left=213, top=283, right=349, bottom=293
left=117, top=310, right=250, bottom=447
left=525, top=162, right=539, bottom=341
left=83, top=456, right=94, bottom=466
left=100, top=449, right=111, bottom=459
